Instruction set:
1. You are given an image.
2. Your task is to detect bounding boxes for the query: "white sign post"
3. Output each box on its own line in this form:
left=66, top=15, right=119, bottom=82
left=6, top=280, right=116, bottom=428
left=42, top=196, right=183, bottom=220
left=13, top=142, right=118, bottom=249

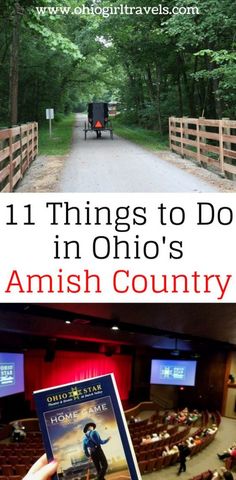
left=46, top=108, right=54, bottom=137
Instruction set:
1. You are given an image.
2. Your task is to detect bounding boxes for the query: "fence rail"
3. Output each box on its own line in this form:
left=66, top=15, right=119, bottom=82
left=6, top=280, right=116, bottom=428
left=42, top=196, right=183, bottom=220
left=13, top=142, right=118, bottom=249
left=0, top=122, right=38, bottom=192
left=169, top=117, right=236, bottom=177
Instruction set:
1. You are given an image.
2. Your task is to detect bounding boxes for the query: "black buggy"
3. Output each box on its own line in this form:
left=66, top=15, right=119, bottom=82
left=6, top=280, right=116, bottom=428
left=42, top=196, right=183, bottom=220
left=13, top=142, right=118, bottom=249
left=84, top=102, right=113, bottom=140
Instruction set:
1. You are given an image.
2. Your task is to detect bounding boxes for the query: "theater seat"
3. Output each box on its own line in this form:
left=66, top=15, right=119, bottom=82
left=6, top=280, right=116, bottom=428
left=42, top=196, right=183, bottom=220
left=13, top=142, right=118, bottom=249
left=15, top=464, right=29, bottom=476
left=155, top=457, right=164, bottom=470
left=21, top=456, right=31, bottom=464
left=137, top=451, right=146, bottom=461
left=1, top=465, right=15, bottom=476
left=8, top=456, right=19, bottom=466
left=202, top=470, right=213, bottom=480
left=192, top=475, right=202, bottom=480
left=138, top=460, right=148, bottom=474
left=146, top=458, right=157, bottom=473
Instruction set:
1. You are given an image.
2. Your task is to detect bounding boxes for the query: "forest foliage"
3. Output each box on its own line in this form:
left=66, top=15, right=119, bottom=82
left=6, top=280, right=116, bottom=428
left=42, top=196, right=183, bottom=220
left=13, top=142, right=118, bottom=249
left=0, top=0, right=236, bottom=131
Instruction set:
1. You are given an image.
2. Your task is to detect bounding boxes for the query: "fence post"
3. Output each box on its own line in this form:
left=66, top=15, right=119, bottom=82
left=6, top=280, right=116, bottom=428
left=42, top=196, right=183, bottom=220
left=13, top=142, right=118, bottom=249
left=180, top=118, right=184, bottom=158
left=196, top=118, right=200, bottom=164
left=20, top=125, right=23, bottom=178
left=182, top=116, right=188, bottom=158
left=32, top=123, right=35, bottom=161
left=199, top=117, right=207, bottom=169
left=35, top=122, right=38, bottom=157
left=9, top=129, right=13, bottom=192
left=26, top=123, right=30, bottom=170
left=169, top=117, right=172, bottom=151
left=222, top=117, right=234, bottom=180
left=219, top=119, right=224, bottom=175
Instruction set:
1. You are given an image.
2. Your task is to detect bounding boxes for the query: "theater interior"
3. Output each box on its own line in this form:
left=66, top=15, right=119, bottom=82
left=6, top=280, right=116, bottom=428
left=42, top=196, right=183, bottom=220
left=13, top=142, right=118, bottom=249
left=0, top=303, right=235, bottom=480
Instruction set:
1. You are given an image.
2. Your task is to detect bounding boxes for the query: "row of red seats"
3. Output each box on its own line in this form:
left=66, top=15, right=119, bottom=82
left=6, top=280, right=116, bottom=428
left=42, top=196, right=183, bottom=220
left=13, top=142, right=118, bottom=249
left=134, top=426, right=191, bottom=456
left=1, top=443, right=43, bottom=453
left=138, top=452, right=179, bottom=474
left=130, top=421, right=165, bottom=439
left=0, top=465, right=29, bottom=477
left=0, top=476, right=22, bottom=480
left=131, top=424, right=179, bottom=445
left=138, top=430, right=217, bottom=475
left=128, top=418, right=149, bottom=432
left=129, top=409, right=215, bottom=437
left=191, top=470, right=213, bottom=480
left=129, top=410, right=209, bottom=441
left=0, top=455, right=44, bottom=466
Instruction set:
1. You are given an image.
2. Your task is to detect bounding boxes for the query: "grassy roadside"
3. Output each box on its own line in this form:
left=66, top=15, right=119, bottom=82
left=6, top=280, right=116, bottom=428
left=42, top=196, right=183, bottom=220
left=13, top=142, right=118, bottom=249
left=113, top=121, right=169, bottom=151
left=38, top=113, right=75, bottom=155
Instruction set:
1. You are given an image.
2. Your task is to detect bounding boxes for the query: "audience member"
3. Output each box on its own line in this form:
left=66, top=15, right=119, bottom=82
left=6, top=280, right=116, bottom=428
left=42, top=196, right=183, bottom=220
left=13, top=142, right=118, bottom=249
left=177, top=442, right=191, bottom=475
left=141, top=434, right=152, bottom=445
left=186, top=437, right=195, bottom=448
left=194, top=435, right=202, bottom=446
left=212, top=469, right=220, bottom=479
left=188, top=411, right=199, bottom=423
left=177, top=412, right=187, bottom=423
left=227, top=374, right=235, bottom=384
left=12, top=420, right=26, bottom=441
left=219, top=467, right=227, bottom=478
left=218, top=444, right=236, bottom=460
left=162, top=445, right=179, bottom=457
left=162, top=447, right=169, bottom=457
left=128, top=416, right=136, bottom=424
left=206, top=424, right=218, bottom=435
left=222, top=472, right=234, bottom=480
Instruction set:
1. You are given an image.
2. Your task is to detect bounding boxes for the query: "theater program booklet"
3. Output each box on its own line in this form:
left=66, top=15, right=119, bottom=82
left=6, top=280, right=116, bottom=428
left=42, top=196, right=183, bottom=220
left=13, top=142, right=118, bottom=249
left=34, top=373, right=141, bottom=480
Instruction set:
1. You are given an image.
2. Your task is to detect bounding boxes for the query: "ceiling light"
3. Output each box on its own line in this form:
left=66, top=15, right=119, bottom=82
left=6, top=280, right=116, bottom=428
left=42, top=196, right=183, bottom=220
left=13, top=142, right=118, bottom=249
left=111, top=325, right=119, bottom=331
left=65, top=320, right=72, bottom=325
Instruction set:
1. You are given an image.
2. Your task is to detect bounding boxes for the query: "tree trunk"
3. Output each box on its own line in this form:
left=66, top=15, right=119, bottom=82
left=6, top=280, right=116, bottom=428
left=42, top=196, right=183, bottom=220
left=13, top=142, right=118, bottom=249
left=212, top=76, right=222, bottom=118
left=146, top=66, right=155, bottom=102
left=9, top=1, right=21, bottom=126
left=177, top=73, right=183, bottom=117
left=155, top=64, right=162, bottom=135
left=179, top=53, right=196, bottom=117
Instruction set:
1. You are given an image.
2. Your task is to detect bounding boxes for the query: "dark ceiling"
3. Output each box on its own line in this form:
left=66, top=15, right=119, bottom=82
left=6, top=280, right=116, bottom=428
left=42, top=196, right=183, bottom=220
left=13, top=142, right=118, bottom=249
left=0, top=303, right=235, bottom=355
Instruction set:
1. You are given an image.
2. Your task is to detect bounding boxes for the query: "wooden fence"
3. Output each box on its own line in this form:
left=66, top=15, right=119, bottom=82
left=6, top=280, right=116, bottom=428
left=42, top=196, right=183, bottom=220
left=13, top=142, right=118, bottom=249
left=169, top=117, right=236, bottom=178
left=0, top=122, right=38, bottom=192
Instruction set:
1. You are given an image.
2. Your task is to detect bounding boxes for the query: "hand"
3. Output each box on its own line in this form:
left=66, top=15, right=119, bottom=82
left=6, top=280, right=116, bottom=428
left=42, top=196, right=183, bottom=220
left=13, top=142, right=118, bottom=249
left=23, top=454, right=58, bottom=480
left=108, top=436, right=111, bottom=440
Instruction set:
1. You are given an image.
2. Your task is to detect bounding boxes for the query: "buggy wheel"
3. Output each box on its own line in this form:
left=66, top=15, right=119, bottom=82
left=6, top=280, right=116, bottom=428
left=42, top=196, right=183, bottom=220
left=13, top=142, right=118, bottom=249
left=110, top=130, right=114, bottom=140
left=84, top=129, right=87, bottom=140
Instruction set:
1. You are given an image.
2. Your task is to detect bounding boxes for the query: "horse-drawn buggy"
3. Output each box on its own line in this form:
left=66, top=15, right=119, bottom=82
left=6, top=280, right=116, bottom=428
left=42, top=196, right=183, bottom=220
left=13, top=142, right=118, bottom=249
left=84, top=102, right=113, bottom=140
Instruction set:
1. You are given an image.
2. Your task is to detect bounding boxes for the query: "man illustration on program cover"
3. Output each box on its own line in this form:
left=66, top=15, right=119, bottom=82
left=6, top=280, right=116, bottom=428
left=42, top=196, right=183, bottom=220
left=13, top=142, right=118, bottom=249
left=82, top=422, right=111, bottom=480
left=43, top=395, right=132, bottom=480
